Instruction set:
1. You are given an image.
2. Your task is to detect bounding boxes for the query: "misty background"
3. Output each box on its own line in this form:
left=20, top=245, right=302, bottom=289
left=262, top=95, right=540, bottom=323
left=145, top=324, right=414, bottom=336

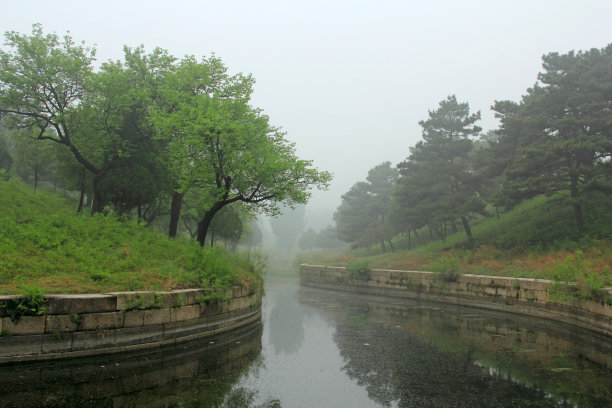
left=4, top=0, right=611, bottom=248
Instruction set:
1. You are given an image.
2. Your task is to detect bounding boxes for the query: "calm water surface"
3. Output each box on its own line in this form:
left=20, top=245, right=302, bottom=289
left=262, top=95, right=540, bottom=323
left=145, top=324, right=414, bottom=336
left=1, top=274, right=611, bottom=407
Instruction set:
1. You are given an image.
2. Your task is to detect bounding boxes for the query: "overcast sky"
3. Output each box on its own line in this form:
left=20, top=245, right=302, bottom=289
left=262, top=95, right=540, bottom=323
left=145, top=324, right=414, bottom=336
left=3, top=0, right=612, bottom=228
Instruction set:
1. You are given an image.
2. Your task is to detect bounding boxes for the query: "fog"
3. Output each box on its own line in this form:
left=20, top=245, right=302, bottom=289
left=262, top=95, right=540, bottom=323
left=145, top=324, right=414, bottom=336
left=4, top=0, right=611, bottom=227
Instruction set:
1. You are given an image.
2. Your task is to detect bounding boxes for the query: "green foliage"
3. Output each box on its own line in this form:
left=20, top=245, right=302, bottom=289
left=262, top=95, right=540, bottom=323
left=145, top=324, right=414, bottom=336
left=430, top=256, right=460, bottom=282
left=346, top=260, right=371, bottom=281
left=3, top=285, right=49, bottom=323
left=546, top=250, right=612, bottom=302
left=0, top=178, right=262, bottom=294
left=334, top=162, right=398, bottom=251
left=394, top=96, right=484, bottom=243
left=492, top=45, right=612, bottom=232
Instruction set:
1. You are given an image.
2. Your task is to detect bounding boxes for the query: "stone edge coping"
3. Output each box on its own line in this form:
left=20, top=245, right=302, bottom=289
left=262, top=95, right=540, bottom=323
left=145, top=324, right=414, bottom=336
left=0, top=308, right=262, bottom=365
left=299, top=263, right=612, bottom=337
left=0, top=286, right=257, bottom=316
left=301, top=263, right=612, bottom=294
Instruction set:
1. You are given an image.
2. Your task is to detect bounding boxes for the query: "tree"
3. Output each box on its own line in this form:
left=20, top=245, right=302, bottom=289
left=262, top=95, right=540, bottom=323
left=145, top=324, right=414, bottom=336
left=334, top=162, right=398, bottom=252
left=394, top=96, right=485, bottom=243
left=151, top=56, right=331, bottom=246
left=240, top=220, right=263, bottom=251
left=0, top=127, right=13, bottom=175
left=492, top=45, right=612, bottom=233
left=208, top=203, right=246, bottom=250
left=11, top=129, right=57, bottom=191
left=0, top=26, right=173, bottom=216
left=298, top=228, right=318, bottom=252
left=270, top=204, right=306, bottom=254
left=0, top=25, right=100, bottom=199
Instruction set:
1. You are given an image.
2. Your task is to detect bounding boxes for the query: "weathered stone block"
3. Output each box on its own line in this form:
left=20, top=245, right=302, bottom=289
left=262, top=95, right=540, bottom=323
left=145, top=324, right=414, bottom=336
left=517, top=278, right=536, bottom=290
left=535, top=290, right=549, bottom=302
left=112, top=291, right=158, bottom=311
left=143, top=308, right=170, bottom=326
left=123, top=310, right=144, bottom=327
left=45, top=314, right=78, bottom=333
left=0, top=295, right=20, bottom=317
left=80, top=311, right=124, bottom=331
left=163, top=316, right=215, bottom=340
left=2, top=315, right=45, bottom=335
left=46, top=294, right=116, bottom=314
left=42, top=332, right=73, bottom=353
left=534, top=280, right=551, bottom=292
left=170, top=305, right=200, bottom=322
left=0, top=334, right=42, bottom=357
left=72, top=329, right=116, bottom=351
left=115, top=324, right=164, bottom=346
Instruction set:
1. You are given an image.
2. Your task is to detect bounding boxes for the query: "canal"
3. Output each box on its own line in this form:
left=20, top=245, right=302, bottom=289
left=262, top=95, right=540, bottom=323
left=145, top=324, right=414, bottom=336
left=1, top=273, right=611, bottom=407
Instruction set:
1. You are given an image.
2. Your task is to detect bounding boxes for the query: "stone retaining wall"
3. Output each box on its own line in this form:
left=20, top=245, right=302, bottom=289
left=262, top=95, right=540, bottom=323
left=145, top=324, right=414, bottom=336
left=0, top=286, right=262, bottom=363
left=300, top=264, right=612, bottom=337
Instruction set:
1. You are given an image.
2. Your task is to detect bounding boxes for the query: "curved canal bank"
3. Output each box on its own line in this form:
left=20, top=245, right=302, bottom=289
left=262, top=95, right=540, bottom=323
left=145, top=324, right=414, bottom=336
left=300, top=264, right=612, bottom=337
left=0, top=286, right=262, bottom=363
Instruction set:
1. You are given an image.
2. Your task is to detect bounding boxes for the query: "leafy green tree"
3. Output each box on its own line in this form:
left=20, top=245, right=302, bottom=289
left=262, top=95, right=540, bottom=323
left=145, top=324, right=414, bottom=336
left=394, top=96, right=484, bottom=243
left=492, top=45, right=612, bottom=233
left=11, top=130, right=57, bottom=191
left=208, top=203, right=246, bottom=250
left=151, top=57, right=331, bottom=246
left=86, top=46, right=174, bottom=216
left=0, top=25, right=99, bottom=198
left=334, top=162, right=398, bottom=252
left=0, top=26, right=172, bottom=217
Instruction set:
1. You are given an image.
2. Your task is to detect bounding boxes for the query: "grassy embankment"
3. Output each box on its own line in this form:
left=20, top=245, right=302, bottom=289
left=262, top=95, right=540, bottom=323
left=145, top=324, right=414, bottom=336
left=298, top=195, right=612, bottom=298
left=0, top=178, right=263, bottom=296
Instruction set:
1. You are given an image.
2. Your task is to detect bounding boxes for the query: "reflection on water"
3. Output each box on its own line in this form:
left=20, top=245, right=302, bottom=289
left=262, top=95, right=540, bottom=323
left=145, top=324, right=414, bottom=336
left=1, top=277, right=611, bottom=407
left=234, top=277, right=612, bottom=408
left=0, top=322, right=264, bottom=408
left=299, top=284, right=612, bottom=408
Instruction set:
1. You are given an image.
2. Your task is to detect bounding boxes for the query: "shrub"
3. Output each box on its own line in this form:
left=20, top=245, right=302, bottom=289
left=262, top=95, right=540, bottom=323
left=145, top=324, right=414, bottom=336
left=546, top=250, right=612, bottom=303
left=346, top=260, right=371, bottom=281
left=430, top=256, right=460, bottom=282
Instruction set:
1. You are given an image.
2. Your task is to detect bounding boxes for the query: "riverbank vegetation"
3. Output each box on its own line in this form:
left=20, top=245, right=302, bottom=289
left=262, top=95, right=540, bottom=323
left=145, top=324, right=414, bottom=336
left=300, top=43, right=612, bottom=294
left=0, top=178, right=264, bottom=295
left=0, top=25, right=330, bottom=296
left=0, top=24, right=330, bottom=246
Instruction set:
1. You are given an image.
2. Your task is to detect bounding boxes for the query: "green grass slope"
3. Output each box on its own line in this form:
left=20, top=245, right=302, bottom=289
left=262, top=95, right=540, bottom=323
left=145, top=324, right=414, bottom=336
left=0, top=179, right=262, bottom=295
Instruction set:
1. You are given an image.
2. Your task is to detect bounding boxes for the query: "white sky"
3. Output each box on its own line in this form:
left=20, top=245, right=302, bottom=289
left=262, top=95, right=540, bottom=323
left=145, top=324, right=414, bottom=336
left=3, top=0, right=611, bottom=227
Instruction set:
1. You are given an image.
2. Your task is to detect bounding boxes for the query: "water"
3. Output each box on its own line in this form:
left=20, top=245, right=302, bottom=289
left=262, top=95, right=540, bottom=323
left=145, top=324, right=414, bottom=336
left=1, top=275, right=611, bottom=407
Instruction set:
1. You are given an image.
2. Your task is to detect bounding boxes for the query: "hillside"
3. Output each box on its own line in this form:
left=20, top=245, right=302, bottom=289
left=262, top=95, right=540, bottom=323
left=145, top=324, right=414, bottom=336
left=0, top=179, right=262, bottom=295
left=299, top=194, right=612, bottom=297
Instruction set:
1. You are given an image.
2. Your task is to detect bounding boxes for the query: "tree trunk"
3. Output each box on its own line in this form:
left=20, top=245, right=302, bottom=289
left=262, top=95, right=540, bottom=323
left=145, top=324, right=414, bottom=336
left=380, top=240, right=386, bottom=253
left=77, top=189, right=85, bottom=213
left=77, top=169, right=86, bottom=213
left=407, top=230, right=411, bottom=250
left=569, top=171, right=585, bottom=233
left=197, top=202, right=225, bottom=247
left=387, top=239, right=395, bottom=252
left=90, top=176, right=105, bottom=215
left=168, top=192, right=184, bottom=237
left=461, top=216, right=473, bottom=241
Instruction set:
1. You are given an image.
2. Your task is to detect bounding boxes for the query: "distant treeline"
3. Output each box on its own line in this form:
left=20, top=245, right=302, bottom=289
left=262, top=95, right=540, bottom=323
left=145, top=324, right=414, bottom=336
left=333, top=44, right=612, bottom=252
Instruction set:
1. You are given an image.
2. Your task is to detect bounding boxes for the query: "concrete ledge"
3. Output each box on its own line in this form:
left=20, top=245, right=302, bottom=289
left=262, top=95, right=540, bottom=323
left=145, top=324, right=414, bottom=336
left=0, top=286, right=262, bottom=364
left=300, top=264, right=612, bottom=337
